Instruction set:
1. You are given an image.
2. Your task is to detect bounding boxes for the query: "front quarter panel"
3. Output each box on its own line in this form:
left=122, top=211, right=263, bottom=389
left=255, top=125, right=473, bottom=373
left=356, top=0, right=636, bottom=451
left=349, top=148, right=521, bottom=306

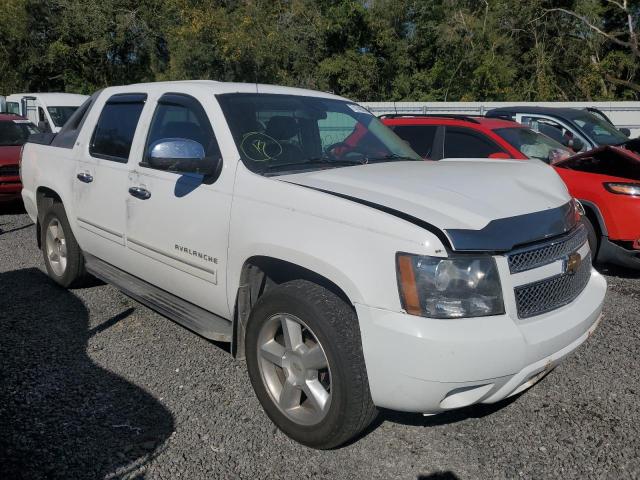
left=226, top=166, right=448, bottom=313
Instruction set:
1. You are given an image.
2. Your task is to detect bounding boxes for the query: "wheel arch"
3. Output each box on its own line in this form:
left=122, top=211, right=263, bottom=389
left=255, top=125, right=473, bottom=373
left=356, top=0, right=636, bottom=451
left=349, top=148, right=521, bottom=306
left=35, top=187, right=64, bottom=249
left=231, top=255, right=357, bottom=359
left=579, top=199, right=608, bottom=237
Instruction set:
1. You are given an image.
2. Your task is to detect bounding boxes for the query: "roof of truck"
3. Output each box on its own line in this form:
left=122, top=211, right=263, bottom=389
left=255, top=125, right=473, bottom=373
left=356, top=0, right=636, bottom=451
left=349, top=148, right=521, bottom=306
left=103, top=80, right=348, bottom=101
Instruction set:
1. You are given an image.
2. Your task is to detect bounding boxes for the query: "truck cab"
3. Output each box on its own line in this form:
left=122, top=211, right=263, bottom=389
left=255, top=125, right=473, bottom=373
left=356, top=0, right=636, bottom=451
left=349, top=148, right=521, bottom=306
left=20, top=81, right=606, bottom=449
left=5, top=93, right=88, bottom=133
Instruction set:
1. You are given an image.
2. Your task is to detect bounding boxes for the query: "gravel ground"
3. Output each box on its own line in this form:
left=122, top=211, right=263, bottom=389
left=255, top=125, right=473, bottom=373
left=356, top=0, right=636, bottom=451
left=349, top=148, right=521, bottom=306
left=1, top=205, right=639, bottom=480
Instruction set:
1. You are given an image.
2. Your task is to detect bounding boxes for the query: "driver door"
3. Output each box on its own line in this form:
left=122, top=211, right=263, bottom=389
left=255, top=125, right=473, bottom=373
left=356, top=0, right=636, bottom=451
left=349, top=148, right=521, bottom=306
left=125, top=92, right=233, bottom=318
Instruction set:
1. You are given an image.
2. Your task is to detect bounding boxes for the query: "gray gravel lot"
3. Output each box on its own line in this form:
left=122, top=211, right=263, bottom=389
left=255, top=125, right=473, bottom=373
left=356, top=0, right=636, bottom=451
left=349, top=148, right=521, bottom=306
left=1, top=206, right=639, bottom=480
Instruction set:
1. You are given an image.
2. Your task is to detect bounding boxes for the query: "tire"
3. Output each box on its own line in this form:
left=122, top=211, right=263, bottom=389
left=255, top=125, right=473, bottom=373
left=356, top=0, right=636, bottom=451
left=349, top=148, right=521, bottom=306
left=245, top=280, right=377, bottom=449
left=41, top=202, right=87, bottom=288
left=581, top=216, right=599, bottom=262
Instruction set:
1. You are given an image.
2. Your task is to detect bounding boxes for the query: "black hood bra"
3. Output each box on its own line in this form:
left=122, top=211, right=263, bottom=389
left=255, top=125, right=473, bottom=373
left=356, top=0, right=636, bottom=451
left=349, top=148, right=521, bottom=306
left=288, top=181, right=577, bottom=253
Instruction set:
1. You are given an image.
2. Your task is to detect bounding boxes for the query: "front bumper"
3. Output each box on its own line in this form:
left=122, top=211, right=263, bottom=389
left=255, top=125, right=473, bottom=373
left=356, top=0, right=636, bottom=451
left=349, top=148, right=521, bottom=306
left=597, top=236, right=640, bottom=270
left=355, top=269, right=606, bottom=413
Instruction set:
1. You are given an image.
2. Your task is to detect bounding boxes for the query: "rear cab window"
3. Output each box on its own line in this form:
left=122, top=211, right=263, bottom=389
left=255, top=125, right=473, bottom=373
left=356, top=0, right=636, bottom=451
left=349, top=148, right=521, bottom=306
left=443, top=126, right=506, bottom=158
left=0, top=119, right=39, bottom=146
left=89, top=93, right=147, bottom=162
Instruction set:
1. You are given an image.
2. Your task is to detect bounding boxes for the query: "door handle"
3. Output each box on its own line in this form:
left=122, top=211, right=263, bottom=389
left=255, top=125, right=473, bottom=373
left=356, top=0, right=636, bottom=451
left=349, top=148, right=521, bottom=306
left=76, top=172, right=93, bottom=183
left=129, top=186, right=151, bottom=200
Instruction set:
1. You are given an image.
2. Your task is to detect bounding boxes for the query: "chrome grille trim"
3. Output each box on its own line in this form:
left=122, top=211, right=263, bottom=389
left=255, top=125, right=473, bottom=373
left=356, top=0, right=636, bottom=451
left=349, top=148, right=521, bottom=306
left=508, top=225, right=588, bottom=274
left=514, top=253, right=591, bottom=319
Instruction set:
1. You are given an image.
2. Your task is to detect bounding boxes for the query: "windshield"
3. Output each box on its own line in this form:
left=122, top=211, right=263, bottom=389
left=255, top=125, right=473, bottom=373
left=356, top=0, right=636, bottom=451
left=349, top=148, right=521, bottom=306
left=216, top=93, right=421, bottom=175
left=47, top=106, right=79, bottom=127
left=0, top=120, right=39, bottom=146
left=568, top=110, right=628, bottom=145
left=494, top=127, right=572, bottom=163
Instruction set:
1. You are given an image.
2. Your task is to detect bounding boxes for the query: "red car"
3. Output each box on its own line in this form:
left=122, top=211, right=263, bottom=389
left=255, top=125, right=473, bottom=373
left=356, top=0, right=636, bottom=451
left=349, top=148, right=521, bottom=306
left=0, top=114, right=39, bottom=203
left=382, top=114, right=640, bottom=269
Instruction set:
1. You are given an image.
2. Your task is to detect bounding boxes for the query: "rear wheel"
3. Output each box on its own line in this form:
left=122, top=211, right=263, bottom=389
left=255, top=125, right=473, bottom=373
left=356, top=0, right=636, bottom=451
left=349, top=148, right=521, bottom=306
left=41, top=202, right=87, bottom=288
left=245, top=280, right=377, bottom=449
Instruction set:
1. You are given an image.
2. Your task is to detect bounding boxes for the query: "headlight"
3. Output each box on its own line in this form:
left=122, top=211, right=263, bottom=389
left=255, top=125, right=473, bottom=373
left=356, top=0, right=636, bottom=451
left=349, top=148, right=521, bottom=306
left=396, top=253, right=504, bottom=319
left=604, top=182, right=640, bottom=196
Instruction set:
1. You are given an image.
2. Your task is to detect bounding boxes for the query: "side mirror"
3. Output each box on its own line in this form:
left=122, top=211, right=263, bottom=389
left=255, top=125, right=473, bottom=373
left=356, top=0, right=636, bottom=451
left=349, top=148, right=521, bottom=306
left=147, top=138, right=220, bottom=178
left=38, top=121, right=51, bottom=133
left=619, top=128, right=631, bottom=137
left=570, top=138, right=585, bottom=152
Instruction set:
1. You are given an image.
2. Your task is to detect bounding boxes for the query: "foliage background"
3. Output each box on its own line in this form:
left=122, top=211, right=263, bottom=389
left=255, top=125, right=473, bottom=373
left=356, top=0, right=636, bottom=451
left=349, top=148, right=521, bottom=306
left=0, top=0, right=638, bottom=100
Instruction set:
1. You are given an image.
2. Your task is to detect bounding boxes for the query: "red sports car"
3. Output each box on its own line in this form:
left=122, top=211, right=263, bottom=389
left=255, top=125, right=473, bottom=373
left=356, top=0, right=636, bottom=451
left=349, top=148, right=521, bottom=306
left=0, top=114, right=39, bottom=203
left=382, top=114, right=640, bottom=269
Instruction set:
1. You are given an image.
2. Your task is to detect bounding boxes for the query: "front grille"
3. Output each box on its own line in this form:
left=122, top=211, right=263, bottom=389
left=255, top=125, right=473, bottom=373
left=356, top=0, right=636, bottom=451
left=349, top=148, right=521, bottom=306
left=514, top=253, right=591, bottom=319
left=508, top=225, right=588, bottom=274
left=0, top=165, right=19, bottom=177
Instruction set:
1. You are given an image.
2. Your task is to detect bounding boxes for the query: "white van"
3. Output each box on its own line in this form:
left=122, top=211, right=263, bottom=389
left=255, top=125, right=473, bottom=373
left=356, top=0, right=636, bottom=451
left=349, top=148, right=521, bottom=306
left=5, top=93, right=88, bottom=133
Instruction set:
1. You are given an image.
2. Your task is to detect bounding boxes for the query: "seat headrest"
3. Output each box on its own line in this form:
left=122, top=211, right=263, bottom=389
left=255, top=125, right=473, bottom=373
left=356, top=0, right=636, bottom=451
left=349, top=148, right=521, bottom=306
left=265, top=116, right=298, bottom=141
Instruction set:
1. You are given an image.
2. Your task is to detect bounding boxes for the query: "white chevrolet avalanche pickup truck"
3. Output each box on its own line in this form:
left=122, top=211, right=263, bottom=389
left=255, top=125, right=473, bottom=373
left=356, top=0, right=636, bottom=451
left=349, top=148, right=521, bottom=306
left=20, top=81, right=606, bottom=449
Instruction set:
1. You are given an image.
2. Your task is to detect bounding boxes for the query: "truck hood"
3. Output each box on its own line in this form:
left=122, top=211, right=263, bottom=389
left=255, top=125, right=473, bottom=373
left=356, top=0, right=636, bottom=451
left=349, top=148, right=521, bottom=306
left=281, top=159, right=576, bottom=251
left=0, top=146, right=21, bottom=166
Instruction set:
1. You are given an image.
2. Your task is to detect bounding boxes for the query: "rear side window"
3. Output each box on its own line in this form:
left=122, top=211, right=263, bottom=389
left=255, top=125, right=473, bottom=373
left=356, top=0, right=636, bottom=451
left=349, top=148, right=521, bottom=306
left=443, top=127, right=505, bottom=158
left=392, top=125, right=438, bottom=158
left=90, top=93, right=147, bottom=162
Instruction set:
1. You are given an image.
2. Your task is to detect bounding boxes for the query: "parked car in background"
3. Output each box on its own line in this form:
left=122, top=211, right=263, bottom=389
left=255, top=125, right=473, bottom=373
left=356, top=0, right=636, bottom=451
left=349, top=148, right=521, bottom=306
left=0, top=114, right=39, bottom=203
left=20, top=81, right=606, bottom=448
left=383, top=114, right=640, bottom=269
left=485, top=106, right=631, bottom=152
left=5, top=93, right=88, bottom=133
left=380, top=114, right=571, bottom=163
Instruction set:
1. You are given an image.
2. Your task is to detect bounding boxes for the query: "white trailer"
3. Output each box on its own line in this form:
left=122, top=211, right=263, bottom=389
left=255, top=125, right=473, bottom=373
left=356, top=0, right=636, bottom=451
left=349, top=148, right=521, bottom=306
left=5, top=93, right=88, bottom=133
left=361, top=101, right=640, bottom=138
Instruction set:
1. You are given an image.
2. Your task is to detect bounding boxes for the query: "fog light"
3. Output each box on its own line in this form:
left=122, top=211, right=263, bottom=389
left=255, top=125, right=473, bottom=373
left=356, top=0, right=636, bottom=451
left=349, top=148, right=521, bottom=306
left=633, top=239, right=640, bottom=250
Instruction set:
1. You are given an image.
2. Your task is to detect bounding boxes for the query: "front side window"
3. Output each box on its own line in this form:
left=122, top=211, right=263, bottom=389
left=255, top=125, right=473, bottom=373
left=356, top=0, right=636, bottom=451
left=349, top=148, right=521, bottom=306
left=48, top=106, right=79, bottom=128
left=216, top=93, right=421, bottom=176
left=443, top=127, right=505, bottom=158
left=494, top=127, right=571, bottom=163
left=0, top=120, right=39, bottom=146
left=391, top=125, right=438, bottom=158
left=144, top=93, right=220, bottom=172
left=522, top=116, right=587, bottom=152
left=90, top=94, right=146, bottom=162
left=568, top=111, right=628, bottom=146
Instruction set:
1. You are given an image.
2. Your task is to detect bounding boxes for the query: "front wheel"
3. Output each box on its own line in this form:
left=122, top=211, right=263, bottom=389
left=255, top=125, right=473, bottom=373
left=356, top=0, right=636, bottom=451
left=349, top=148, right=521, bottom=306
left=245, top=280, right=377, bottom=449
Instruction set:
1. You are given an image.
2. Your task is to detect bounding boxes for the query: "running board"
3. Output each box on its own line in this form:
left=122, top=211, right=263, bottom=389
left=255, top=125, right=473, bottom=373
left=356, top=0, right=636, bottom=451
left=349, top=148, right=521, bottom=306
left=85, top=254, right=232, bottom=342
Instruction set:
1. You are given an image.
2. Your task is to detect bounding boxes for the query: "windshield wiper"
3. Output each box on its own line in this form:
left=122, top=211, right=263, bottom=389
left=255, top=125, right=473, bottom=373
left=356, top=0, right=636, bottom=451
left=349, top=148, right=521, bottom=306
left=262, top=158, right=365, bottom=174
left=365, top=154, right=420, bottom=163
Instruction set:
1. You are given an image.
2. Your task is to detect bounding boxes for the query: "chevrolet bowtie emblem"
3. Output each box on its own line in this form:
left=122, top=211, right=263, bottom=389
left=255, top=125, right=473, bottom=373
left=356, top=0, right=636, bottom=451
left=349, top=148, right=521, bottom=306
left=565, top=252, right=582, bottom=275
